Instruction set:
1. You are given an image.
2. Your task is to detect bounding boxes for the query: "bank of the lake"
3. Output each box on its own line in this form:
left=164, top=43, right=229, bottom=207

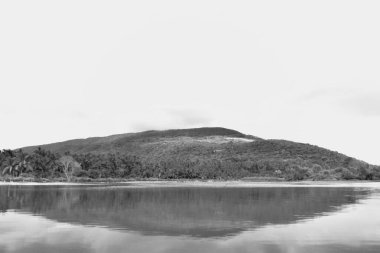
left=1, top=179, right=380, bottom=188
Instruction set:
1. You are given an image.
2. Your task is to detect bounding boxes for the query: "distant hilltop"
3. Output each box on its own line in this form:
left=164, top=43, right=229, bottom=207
left=17, top=127, right=380, bottom=181
left=21, top=127, right=262, bottom=154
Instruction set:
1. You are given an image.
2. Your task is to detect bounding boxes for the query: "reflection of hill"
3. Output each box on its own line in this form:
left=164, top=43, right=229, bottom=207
left=0, top=186, right=369, bottom=237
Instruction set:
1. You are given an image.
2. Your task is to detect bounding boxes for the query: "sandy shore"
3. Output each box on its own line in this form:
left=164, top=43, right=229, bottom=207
left=1, top=180, right=380, bottom=188
left=0, top=181, right=93, bottom=186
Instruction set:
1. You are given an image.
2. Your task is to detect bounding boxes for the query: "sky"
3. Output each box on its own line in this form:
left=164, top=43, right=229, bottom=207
left=1, top=0, right=380, bottom=164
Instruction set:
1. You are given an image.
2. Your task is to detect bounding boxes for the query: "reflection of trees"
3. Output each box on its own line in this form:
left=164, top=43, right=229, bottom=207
left=0, top=186, right=370, bottom=237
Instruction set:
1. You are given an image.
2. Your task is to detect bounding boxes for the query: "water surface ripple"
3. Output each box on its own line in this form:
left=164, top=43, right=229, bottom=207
left=0, top=183, right=379, bottom=253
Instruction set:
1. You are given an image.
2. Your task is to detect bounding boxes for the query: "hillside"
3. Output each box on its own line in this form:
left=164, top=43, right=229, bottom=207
left=21, top=127, right=262, bottom=154
left=3, top=127, right=379, bottom=181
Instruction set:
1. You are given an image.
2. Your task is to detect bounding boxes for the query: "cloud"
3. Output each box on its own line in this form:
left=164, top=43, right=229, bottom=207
left=128, top=109, right=213, bottom=132
left=165, top=109, right=212, bottom=126
left=340, top=92, right=380, bottom=117
left=129, top=122, right=163, bottom=132
left=300, top=87, right=354, bottom=101
left=300, top=88, right=380, bottom=117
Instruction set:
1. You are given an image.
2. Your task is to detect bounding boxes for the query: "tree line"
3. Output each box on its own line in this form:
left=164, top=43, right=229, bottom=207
left=1, top=147, right=380, bottom=182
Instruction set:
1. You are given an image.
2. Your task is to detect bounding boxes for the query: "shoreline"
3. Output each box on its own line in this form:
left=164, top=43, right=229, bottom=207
left=1, top=180, right=380, bottom=188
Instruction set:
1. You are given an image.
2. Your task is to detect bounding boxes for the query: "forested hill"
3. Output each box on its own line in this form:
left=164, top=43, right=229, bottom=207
left=21, top=127, right=261, bottom=154
left=12, top=127, right=379, bottom=181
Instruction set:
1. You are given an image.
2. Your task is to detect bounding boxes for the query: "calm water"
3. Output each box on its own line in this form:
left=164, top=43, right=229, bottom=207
left=1, top=183, right=380, bottom=253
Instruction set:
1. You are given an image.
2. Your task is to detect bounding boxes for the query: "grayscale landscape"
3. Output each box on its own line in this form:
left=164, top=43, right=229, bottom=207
left=1, top=0, right=379, bottom=252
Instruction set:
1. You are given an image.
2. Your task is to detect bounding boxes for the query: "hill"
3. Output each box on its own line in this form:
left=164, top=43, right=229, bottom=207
left=3, top=127, right=379, bottom=181
left=21, top=127, right=260, bottom=154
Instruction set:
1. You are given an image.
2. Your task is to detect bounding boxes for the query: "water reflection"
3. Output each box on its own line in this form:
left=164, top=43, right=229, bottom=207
left=0, top=186, right=368, bottom=237
left=0, top=185, right=379, bottom=253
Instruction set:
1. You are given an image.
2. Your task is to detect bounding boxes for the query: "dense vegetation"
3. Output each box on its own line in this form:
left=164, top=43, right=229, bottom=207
left=1, top=128, right=379, bottom=181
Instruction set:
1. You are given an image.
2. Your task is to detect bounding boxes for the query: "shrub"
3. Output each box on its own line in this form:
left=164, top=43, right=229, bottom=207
left=341, top=168, right=356, bottom=180
left=358, top=166, right=372, bottom=180
left=73, top=169, right=89, bottom=177
left=285, top=166, right=310, bottom=181
left=88, top=169, right=100, bottom=179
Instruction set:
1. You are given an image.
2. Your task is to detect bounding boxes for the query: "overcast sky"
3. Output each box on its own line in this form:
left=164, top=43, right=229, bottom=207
left=1, top=0, right=380, bottom=164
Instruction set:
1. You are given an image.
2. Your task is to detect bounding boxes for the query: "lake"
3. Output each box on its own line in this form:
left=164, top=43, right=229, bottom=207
left=1, top=182, right=380, bottom=253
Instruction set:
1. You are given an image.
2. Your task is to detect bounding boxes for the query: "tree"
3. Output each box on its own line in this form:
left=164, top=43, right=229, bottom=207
left=59, top=156, right=81, bottom=182
left=2, top=152, right=33, bottom=177
left=30, top=148, right=59, bottom=178
left=341, top=168, right=356, bottom=180
left=2, top=158, right=19, bottom=177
